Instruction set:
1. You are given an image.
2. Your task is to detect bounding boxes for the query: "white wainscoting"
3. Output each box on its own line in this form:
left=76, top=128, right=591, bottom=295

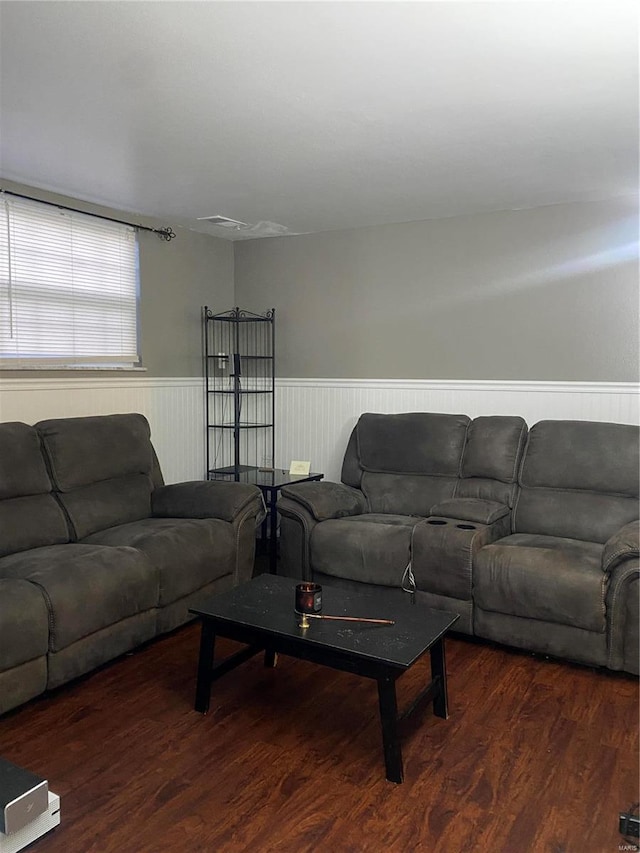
left=1, top=376, right=637, bottom=485
left=276, top=379, right=640, bottom=482
left=0, top=377, right=204, bottom=484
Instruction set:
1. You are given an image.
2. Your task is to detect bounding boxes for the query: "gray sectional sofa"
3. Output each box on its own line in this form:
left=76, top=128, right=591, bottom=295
left=0, top=413, right=264, bottom=715
left=278, top=413, right=640, bottom=675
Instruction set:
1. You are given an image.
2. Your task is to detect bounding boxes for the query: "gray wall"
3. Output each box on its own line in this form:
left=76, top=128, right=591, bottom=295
left=0, top=180, right=233, bottom=378
left=234, top=198, right=639, bottom=381
left=137, top=227, right=232, bottom=377
left=2, top=183, right=637, bottom=383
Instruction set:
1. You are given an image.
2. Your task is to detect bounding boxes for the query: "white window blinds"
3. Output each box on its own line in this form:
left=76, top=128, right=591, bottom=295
left=0, top=196, right=140, bottom=368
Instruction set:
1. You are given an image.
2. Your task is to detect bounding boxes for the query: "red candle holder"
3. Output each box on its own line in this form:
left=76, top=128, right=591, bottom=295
left=295, top=582, right=322, bottom=614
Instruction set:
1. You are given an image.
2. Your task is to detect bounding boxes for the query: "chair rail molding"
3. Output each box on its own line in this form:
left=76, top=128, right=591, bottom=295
left=276, top=377, right=639, bottom=394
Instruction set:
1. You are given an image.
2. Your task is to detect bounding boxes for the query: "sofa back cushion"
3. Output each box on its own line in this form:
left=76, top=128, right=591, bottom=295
left=0, top=422, right=69, bottom=556
left=341, top=412, right=470, bottom=516
left=514, top=420, right=640, bottom=543
left=36, top=413, right=157, bottom=540
left=455, top=415, right=528, bottom=506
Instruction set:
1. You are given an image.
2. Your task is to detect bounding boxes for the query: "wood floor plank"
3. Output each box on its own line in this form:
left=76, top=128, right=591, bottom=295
left=0, top=622, right=637, bottom=852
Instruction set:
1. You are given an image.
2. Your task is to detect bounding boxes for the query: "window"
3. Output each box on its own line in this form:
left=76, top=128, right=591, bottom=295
left=0, top=195, right=140, bottom=368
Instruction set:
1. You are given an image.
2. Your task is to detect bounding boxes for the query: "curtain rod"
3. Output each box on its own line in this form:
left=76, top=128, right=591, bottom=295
left=0, top=188, right=176, bottom=241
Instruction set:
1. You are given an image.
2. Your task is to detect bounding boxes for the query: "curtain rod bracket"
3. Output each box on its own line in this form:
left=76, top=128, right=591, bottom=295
left=155, top=227, right=176, bottom=241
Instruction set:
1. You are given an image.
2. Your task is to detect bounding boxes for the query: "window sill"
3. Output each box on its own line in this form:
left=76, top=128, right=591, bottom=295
left=0, top=364, right=147, bottom=371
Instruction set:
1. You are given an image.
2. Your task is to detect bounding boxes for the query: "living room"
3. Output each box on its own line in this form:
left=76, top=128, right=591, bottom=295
left=0, top=1, right=638, bottom=851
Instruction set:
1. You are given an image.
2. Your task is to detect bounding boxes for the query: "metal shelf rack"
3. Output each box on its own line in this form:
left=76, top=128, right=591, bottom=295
left=203, top=306, right=275, bottom=480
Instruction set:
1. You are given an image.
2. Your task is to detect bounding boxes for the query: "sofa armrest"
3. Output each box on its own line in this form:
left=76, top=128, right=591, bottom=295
left=605, top=557, right=639, bottom=674
left=152, top=481, right=263, bottom=524
left=602, top=521, right=639, bottom=573
left=429, top=498, right=509, bottom=525
left=279, top=481, right=367, bottom=521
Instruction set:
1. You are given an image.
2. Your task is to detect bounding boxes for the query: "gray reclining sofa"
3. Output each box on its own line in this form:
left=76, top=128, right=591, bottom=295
left=278, top=413, right=639, bottom=675
left=0, top=413, right=264, bottom=715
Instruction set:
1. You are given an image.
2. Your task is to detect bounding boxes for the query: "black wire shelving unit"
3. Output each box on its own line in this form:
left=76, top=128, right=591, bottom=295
left=203, top=306, right=275, bottom=481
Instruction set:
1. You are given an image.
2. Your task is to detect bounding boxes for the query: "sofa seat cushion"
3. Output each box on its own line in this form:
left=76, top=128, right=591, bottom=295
left=310, top=514, right=419, bottom=587
left=0, top=579, right=49, bottom=669
left=474, top=534, right=606, bottom=632
left=0, top=544, right=156, bottom=651
left=82, top=517, right=236, bottom=606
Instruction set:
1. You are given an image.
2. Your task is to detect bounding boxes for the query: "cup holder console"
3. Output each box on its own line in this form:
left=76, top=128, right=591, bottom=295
left=426, top=518, right=477, bottom=530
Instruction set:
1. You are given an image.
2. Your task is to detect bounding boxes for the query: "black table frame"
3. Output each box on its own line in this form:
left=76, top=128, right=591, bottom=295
left=256, top=470, right=323, bottom=573
left=211, top=468, right=323, bottom=573
left=193, top=614, right=452, bottom=784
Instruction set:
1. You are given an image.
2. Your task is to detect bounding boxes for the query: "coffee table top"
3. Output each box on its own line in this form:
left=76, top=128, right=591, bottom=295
left=190, top=574, right=459, bottom=670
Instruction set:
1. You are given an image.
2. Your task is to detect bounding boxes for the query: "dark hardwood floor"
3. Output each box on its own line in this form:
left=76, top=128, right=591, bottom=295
left=1, top=616, right=637, bottom=852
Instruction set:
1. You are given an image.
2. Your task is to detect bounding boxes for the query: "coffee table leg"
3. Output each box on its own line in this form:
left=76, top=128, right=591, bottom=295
left=430, top=637, right=449, bottom=719
left=377, top=675, right=403, bottom=783
left=195, top=619, right=216, bottom=714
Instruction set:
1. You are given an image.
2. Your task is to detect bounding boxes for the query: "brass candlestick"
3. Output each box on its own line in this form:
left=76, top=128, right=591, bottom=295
left=297, top=612, right=310, bottom=629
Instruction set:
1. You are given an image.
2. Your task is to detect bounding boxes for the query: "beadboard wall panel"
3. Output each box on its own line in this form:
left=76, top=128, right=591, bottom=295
left=0, top=377, right=203, bottom=484
left=0, top=377, right=637, bottom=485
left=275, top=379, right=640, bottom=481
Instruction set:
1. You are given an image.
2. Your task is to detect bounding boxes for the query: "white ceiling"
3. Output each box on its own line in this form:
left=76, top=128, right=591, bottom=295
left=0, top=1, right=637, bottom=240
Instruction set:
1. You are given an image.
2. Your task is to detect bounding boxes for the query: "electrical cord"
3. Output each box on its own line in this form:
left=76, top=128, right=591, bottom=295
left=401, top=562, right=416, bottom=604
left=212, top=371, right=232, bottom=473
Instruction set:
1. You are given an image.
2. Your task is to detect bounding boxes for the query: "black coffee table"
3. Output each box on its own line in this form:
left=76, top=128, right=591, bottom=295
left=189, top=574, right=459, bottom=783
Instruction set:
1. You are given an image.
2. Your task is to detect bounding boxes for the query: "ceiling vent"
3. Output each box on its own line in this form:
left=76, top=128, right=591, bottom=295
left=197, top=215, right=250, bottom=229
